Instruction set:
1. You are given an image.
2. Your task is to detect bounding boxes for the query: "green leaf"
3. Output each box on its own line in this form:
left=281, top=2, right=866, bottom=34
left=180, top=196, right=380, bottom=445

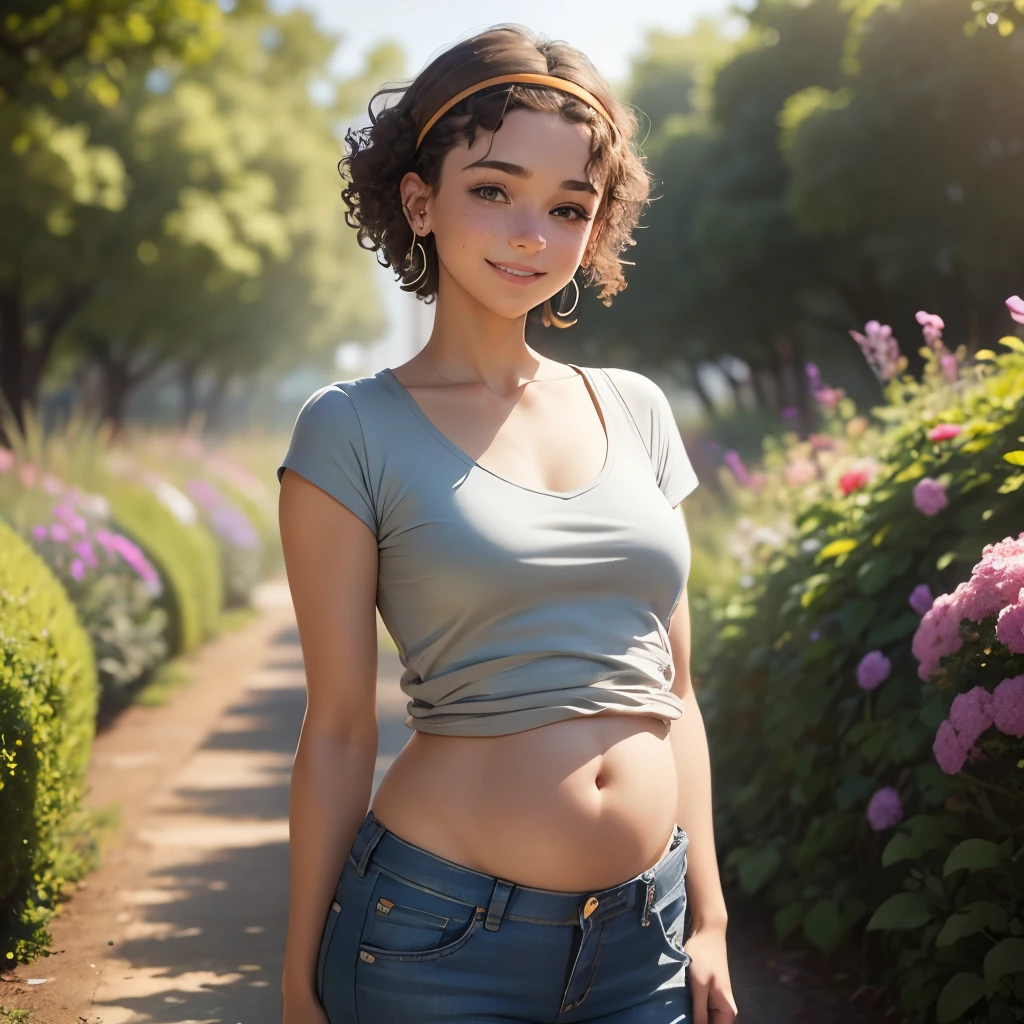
left=998, top=473, right=1024, bottom=494
left=983, top=937, right=1024, bottom=983
left=817, top=538, right=857, bottom=560
left=774, top=902, right=805, bottom=939
left=881, top=832, right=917, bottom=867
left=974, top=349, right=997, bottom=360
left=866, top=891, right=934, bottom=930
left=1002, top=450, right=1024, bottom=466
left=943, top=838, right=1009, bottom=876
left=737, top=845, right=782, bottom=895
left=998, top=336, right=1024, bottom=354
left=936, top=973, right=987, bottom=1023
left=803, top=898, right=841, bottom=953
left=936, top=902, right=1010, bottom=947
left=840, top=600, right=877, bottom=642
left=936, top=551, right=956, bottom=570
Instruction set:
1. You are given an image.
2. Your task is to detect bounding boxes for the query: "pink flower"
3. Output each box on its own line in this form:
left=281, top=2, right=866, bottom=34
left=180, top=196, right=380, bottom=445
left=916, top=310, right=945, bottom=348
left=840, top=469, right=871, bottom=496
left=933, top=720, right=968, bottom=774
left=909, top=584, right=934, bottom=615
left=913, top=477, right=948, bottom=516
left=866, top=786, right=903, bottom=830
left=996, top=596, right=1024, bottom=654
left=815, top=386, right=845, bottom=409
left=809, top=433, right=835, bottom=451
left=18, top=462, right=38, bottom=488
left=928, top=423, right=961, bottom=442
left=49, top=523, right=70, bottom=542
left=785, top=459, right=817, bottom=488
left=857, top=650, right=891, bottom=690
left=0, top=448, right=14, bottom=473
left=991, top=675, right=1024, bottom=737
left=949, top=686, right=994, bottom=748
left=960, top=533, right=1024, bottom=622
left=912, top=591, right=964, bottom=680
left=70, top=559, right=85, bottom=580
left=940, top=353, right=958, bottom=382
left=1007, top=295, right=1024, bottom=326
left=850, top=320, right=901, bottom=380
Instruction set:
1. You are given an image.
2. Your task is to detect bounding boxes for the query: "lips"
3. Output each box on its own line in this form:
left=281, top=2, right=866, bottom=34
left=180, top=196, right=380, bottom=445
left=487, top=260, right=546, bottom=280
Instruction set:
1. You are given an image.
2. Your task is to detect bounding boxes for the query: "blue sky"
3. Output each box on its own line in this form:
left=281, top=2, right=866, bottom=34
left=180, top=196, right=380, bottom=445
left=274, top=0, right=743, bottom=91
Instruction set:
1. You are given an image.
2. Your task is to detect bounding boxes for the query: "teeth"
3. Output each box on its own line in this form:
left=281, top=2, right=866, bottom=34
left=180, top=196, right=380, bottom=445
left=494, top=264, right=537, bottom=277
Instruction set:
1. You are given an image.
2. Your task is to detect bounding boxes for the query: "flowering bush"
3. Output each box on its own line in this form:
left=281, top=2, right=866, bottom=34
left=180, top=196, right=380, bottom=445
left=697, top=302, right=1024, bottom=1022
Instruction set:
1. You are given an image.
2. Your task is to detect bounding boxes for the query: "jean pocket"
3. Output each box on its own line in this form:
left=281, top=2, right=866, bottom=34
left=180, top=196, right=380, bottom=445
left=358, top=872, right=482, bottom=963
left=653, top=886, right=691, bottom=969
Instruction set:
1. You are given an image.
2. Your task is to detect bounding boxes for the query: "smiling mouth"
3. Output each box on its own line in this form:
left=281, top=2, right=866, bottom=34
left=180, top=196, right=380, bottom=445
left=487, top=260, right=546, bottom=280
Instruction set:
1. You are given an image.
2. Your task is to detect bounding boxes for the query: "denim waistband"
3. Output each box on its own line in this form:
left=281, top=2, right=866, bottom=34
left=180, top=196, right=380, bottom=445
left=348, top=809, right=689, bottom=931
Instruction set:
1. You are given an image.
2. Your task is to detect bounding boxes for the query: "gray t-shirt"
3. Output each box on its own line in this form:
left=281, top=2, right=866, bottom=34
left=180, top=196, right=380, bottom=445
left=277, top=364, right=699, bottom=737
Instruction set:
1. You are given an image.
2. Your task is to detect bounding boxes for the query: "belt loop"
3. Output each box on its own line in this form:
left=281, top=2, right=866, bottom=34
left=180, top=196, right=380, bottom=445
left=484, top=879, right=515, bottom=932
left=356, top=820, right=387, bottom=877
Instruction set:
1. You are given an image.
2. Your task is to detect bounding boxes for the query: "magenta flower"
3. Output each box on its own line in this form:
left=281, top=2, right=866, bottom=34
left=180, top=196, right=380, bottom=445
left=70, top=559, right=85, bottom=580
left=913, top=477, right=948, bottom=516
left=940, top=354, right=958, bottom=383
left=933, top=720, right=968, bottom=774
left=866, top=786, right=903, bottom=830
left=908, top=584, right=935, bottom=616
left=949, top=686, right=994, bottom=748
left=31, top=524, right=48, bottom=542
left=915, top=310, right=945, bottom=348
left=1007, top=295, right=1024, bottom=326
left=928, top=423, right=961, bottom=442
left=857, top=650, right=891, bottom=690
left=992, top=675, right=1024, bottom=737
left=996, top=597, right=1024, bottom=654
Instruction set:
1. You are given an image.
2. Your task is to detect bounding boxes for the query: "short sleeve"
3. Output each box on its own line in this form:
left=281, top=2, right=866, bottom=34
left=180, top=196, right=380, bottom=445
left=602, top=368, right=699, bottom=507
left=277, top=385, right=378, bottom=536
left=648, top=381, right=699, bottom=507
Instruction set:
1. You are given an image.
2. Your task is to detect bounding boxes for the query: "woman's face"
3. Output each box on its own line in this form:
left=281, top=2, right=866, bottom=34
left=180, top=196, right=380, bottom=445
left=403, top=107, right=604, bottom=319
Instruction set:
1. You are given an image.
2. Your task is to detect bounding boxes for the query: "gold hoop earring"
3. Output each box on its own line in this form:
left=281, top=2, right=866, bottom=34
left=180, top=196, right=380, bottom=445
left=556, top=276, right=579, bottom=317
left=403, top=234, right=427, bottom=287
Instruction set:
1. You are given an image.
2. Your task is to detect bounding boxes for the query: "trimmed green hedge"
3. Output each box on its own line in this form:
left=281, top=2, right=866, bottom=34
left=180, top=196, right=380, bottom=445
left=102, top=477, right=223, bottom=654
left=0, top=519, right=98, bottom=962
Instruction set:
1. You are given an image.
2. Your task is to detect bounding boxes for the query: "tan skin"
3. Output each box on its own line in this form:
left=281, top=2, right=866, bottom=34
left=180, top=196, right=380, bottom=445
left=279, top=107, right=738, bottom=1023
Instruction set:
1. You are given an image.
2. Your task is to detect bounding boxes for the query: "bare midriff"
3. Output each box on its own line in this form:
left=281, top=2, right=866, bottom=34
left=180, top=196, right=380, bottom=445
left=369, top=712, right=680, bottom=893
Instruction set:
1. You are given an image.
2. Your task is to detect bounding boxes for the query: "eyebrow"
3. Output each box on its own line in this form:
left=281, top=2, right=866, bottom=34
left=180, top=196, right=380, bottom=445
left=461, top=158, right=598, bottom=196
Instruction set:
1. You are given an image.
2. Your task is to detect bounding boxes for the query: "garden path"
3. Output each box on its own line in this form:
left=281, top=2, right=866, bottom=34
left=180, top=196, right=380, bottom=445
left=1, top=574, right=859, bottom=1023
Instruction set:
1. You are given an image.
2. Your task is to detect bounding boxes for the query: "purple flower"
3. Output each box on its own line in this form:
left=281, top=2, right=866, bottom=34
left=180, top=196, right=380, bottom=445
left=31, top=525, right=48, bottom=542
left=723, top=449, right=752, bottom=487
left=866, top=786, right=903, bottom=830
left=992, top=675, right=1024, bottom=737
left=1007, top=295, right=1024, bottom=326
left=913, top=477, right=948, bottom=516
left=780, top=405, right=799, bottom=421
left=949, top=686, right=994, bottom=748
left=933, top=720, right=968, bottom=774
left=857, top=650, right=891, bottom=690
left=909, top=584, right=935, bottom=616
left=806, top=362, right=823, bottom=391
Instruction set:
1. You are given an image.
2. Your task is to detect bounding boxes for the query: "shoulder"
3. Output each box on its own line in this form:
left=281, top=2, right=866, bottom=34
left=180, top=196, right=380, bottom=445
left=594, top=366, right=676, bottom=432
left=290, top=374, right=389, bottom=431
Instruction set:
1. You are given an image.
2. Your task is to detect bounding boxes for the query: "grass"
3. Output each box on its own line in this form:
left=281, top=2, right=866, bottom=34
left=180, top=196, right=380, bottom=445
left=0, top=1007, right=31, bottom=1021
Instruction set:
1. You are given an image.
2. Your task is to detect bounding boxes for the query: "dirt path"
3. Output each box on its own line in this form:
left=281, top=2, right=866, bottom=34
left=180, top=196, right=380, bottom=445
left=1, top=576, right=855, bottom=1023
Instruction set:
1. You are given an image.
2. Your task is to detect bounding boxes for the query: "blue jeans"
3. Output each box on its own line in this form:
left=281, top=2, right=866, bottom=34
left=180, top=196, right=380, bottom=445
left=316, top=809, right=694, bottom=1023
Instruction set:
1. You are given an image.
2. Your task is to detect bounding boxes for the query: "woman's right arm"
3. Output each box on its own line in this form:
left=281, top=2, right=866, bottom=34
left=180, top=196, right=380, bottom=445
left=278, top=466, right=380, bottom=1022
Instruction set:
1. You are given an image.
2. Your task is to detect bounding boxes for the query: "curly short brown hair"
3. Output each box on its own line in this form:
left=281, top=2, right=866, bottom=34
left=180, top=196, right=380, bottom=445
left=339, top=23, right=653, bottom=328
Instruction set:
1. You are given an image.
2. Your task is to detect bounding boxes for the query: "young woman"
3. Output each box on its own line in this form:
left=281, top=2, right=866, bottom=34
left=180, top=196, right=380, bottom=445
left=277, top=23, right=738, bottom=1024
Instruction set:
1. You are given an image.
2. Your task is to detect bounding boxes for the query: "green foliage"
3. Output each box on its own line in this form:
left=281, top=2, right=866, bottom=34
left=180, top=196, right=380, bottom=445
left=0, top=520, right=98, bottom=963
left=700, top=340, right=1024, bottom=1020
left=101, top=474, right=222, bottom=655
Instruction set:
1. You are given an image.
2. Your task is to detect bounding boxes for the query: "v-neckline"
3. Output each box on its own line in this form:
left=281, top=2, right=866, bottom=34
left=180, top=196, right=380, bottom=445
left=379, top=363, right=617, bottom=500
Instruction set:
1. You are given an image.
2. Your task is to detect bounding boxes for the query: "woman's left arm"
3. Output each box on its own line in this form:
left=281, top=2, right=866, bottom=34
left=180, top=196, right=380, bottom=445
left=666, top=535, right=739, bottom=1023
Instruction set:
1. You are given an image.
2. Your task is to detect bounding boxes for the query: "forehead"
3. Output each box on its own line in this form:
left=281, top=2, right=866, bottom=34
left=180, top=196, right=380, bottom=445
left=455, top=108, right=597, bottom=181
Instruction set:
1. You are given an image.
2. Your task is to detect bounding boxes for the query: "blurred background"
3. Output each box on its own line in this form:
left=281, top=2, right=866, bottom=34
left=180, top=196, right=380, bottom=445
left=2, top=0, right=1024, bottom=1021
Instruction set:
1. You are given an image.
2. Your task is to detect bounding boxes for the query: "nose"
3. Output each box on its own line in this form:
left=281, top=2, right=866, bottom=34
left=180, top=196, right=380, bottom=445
left=508, top=212, right=547, bottom=253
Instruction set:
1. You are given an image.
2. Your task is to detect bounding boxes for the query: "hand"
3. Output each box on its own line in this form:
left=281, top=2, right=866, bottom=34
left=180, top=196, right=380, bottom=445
left=282, top=989, right=330, bottom=1024
left=683, top=921, right=739, bottom=1024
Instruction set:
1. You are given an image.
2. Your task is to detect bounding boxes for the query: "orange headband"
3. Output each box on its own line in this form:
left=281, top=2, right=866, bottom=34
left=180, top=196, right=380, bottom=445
left=414, top=72, right=616, bottom=151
